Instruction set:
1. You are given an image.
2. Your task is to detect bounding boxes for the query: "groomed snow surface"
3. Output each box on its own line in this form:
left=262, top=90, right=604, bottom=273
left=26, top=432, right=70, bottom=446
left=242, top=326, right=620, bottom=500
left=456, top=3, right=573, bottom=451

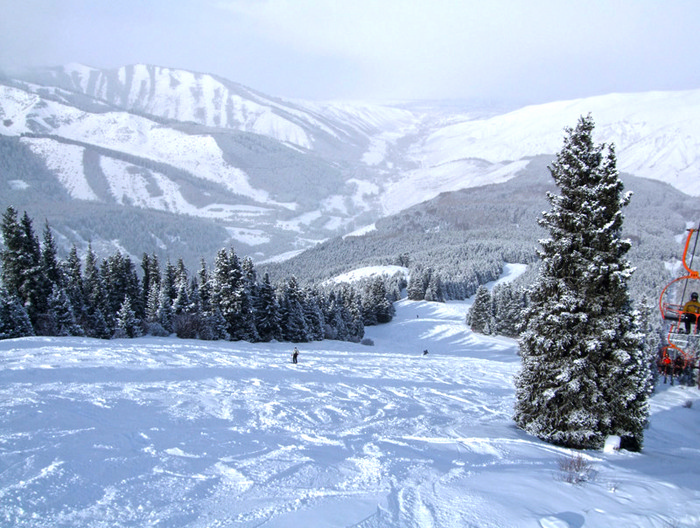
left=1, top=299, right=699, bottom=527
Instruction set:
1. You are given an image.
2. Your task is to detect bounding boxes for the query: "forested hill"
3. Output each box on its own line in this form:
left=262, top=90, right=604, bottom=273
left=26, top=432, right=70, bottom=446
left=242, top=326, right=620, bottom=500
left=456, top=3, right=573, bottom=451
left=261, top=156, right=700, bottom=302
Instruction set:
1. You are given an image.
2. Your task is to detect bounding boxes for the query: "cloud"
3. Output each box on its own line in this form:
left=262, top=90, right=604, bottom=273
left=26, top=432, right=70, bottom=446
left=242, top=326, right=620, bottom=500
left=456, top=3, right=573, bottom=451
left=2, top=0, right=699, bottom=102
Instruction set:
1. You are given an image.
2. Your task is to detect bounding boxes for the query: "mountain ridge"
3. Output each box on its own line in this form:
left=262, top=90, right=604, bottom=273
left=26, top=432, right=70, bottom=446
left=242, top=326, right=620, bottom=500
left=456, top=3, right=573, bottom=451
left=1, top=63, right=699, bottom=270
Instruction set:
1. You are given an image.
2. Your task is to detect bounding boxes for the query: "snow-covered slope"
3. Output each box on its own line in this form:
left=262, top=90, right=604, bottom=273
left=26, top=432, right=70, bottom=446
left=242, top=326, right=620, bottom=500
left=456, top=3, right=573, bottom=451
left=418, top=90, right=700, bottom=195
left=18, top=63, right=419, bottom=152
left=1, top=293, right=698, bottom=527
left=380, top=89, right=700, bottom=215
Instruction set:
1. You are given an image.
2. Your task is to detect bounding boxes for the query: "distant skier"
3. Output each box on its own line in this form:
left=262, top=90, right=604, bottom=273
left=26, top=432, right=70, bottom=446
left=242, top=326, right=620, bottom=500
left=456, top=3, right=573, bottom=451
left=659, top=351, right=672, bottom=383
left=423, top=349, right=428, bottom=356
left=292, top=347, right=299, bottom=364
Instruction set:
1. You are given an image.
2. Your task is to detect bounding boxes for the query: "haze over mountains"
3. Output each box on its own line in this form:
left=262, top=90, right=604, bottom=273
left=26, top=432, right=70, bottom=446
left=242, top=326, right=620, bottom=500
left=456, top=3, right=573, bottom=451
left=1, top=63, right=699, bottom=268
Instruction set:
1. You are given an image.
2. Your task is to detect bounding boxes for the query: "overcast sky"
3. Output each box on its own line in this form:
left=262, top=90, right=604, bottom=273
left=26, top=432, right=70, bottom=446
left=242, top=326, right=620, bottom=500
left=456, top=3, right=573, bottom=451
left=1, top=0, right=699, bottom=104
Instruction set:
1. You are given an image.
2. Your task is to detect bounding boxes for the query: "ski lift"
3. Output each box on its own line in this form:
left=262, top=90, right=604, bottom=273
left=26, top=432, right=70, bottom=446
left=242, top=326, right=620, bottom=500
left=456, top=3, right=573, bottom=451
left=658, top=226, right=700, bottom=376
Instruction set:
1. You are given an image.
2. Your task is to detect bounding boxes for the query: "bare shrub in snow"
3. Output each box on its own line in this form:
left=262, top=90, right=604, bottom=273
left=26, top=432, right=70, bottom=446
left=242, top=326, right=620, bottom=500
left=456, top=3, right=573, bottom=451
left=557, top=453, right=594, bottom=485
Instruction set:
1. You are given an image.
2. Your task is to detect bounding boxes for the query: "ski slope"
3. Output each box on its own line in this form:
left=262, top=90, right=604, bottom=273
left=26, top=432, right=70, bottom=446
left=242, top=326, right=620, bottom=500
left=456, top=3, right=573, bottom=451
left=1, top=296, right=699, bottom=527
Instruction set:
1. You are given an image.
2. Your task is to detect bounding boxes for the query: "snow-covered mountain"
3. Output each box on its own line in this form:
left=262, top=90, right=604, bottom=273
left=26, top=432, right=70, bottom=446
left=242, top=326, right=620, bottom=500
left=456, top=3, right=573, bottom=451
left=1, top=63, right=699, bottom=265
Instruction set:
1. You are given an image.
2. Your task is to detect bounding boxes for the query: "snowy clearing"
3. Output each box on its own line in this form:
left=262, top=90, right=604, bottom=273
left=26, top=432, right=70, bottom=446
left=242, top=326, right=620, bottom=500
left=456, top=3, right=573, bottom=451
left=1, top=299, right=699, bottom=527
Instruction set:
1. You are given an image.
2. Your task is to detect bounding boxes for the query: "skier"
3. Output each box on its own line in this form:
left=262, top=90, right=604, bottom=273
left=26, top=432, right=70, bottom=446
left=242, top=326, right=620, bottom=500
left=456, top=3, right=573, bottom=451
left=292, top=347, right=299, bottom=364
left=659, top=351, right=672, bottom=383
left=682, top=292, right=700, bottom=334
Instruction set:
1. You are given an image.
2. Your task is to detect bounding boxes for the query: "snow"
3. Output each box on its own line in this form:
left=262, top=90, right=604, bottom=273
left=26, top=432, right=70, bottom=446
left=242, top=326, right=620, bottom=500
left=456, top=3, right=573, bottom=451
left=327, top=265, right=409, bottom=285
left=7, top=180, right=29, bottom=191
left=417, top=89, right=700, bottom=197
left=2, top=292, right=699, bottom=527
left=22, top=138, right=98, bottom=201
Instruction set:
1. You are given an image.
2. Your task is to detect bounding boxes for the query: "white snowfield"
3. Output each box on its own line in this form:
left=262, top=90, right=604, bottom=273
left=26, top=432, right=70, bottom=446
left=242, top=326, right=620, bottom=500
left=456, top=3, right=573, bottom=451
left=1, top=299, right=699, bottom=527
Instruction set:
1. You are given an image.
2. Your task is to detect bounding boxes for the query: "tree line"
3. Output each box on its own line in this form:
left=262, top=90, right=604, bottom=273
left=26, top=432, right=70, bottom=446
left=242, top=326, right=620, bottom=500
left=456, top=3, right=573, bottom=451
left=0, top=206, right=395, bottom=342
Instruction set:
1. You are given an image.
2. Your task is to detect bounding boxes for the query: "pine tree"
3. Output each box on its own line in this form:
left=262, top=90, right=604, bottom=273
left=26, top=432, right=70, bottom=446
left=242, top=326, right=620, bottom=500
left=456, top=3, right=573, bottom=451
left=19, top=212, right=48, bottom=325
left=424, top=272, right=445, bottom=303
left=468, top=285, right=493, bottom=334
left=254, top=272, right=280, bottom=342
left=372, top=278, right=395, bottom=323
left=141, top=253, right=160, bottom=316
left=157, top=284, right=174, bottom=333
left=210, top=248, right=241, bottom=338
left=41, top=221, right=63, bottom=289
left=492, top=283, right=524, bottom=337
left=45, top=285, right=84, bottom=336
left=279, top=276, right=309, bottom=342
left=197, top=258, right=212, bottom=314
left=115, top=295, right=143, bottom=338
left=63, top=245, right=87, bottom=329
left=0, top=207, right=46, bottom=328
left=83, top=244, right=111, bottom=338
left=407, top=266, right=427, bottom=300
left=145, top=281, right=161, bottom=323
left=302, top=288, right=325, bottom=341
left=101, top=252, right=142, bottom=325
left=341, top=285, right=365, bottom=342
left=513, top=115, right=650, bottom=451
left=0, top=287, right=34, bottom=339
left=235, top=257, right=259, bottom=341
left=323, top=291, right=347, bottom=340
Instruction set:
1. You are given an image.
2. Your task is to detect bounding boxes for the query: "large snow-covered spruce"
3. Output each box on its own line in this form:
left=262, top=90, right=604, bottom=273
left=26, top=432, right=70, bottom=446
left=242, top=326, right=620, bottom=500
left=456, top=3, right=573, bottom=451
left=514, top=114, right=651, bottom=451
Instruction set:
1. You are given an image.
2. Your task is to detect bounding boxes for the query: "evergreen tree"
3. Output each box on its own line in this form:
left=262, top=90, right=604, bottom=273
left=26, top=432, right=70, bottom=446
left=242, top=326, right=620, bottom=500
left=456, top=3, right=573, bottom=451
left=254, top=272, right=280, bottom=342
left=372, top=278, right=395, bottom=323
left=0, top=287, right=34, bottom=339
left=492, top=283, right=525, bottom=337
left=468, top=285, right=493, bottom=334
left=406, top=266, right=426, bottom=300
left=161, top=260, right=178, bottom=304
left=63, top=245, right=87, bottom=329
left=41, top=221, right=63, bottom=289
left=302, top=288, right=325, bottom=341
left=279, top=276, right=309, bottom=342
left=115, top=295, right=143, bottom=338
left=210, top=248, right=243, bottom=339
left=636, top=296, right=662, bottom=395
left=45, top=285, right=84, bottom=336
left=157, top=283, right=174, bottom=333
left=323, top=291, right=347, bottom=340
left=361, top=280, right=379, bottom=327
left=19, top=212, right=48, bottom=324
left=82, top=244, right=111, bottom=338
left=141, top=253, right=160, bottom=317
left=424, top=272, right=445, bottom=303
left=341, top=285, right=365, bottom=342
left=0, top=207, right=46, bottom=328
left=513, top=115, right=650, bottom=451
left=101, top=252, right=142, bottom=326
left=145, top=281, right=161, bottom=323
left=0, top=206, right=24, bottom=296
left=197, top=258, right=212, bottom=314
left=235, top=257, right=259, bottom=341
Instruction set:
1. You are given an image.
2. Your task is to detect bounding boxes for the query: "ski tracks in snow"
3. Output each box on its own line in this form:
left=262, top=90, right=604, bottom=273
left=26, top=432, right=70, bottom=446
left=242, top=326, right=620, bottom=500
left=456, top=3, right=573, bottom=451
left=0, top=329, right=522, bottom=527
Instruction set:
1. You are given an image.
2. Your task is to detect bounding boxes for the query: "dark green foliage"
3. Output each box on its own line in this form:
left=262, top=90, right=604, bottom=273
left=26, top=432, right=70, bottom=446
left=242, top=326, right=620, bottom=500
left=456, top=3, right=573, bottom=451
left=115, top=295, right=142, bottom=338
left=491, top=283, right=526, bottom=338
left=44, top=285, right=84, bottom=336
left=254, top=273, right=280, bottom=342
left=514, top=115, right=651, bottom=451
left=467, top=286, right=493, bottom=334
left=279, top=277, right=309, bottom=342
left=0, top=288, right=34, bottom=338
left=0, top=208, right=396, bottom=343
